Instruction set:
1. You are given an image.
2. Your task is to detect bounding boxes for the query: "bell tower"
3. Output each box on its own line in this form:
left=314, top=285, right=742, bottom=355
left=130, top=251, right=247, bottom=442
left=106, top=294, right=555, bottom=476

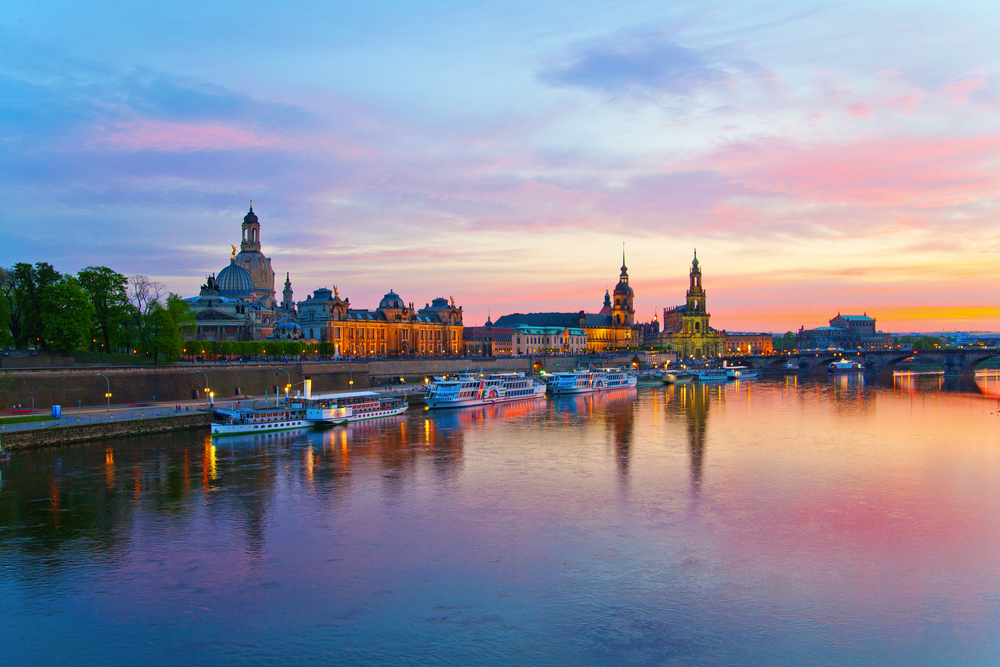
left=612, top=248, right=635, bottom=327
left=281, top=272, right=294, bottom=313
left=241, top=202, right=261, bottom=252
left=686, top=250, right=706, bottom=314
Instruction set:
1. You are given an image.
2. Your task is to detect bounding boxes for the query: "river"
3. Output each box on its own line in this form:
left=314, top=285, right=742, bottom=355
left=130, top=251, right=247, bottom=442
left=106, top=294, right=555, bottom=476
left=2, top=375, right=999, bottom=665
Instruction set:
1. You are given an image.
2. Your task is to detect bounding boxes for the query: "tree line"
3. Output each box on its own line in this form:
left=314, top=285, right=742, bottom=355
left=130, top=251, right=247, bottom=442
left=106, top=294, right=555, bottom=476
left=0, top=262, right=194, bottom=363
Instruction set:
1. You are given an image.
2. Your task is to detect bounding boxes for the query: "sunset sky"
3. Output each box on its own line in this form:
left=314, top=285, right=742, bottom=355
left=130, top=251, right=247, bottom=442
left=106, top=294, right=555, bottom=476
left=3, top=1, right=999, bottom=333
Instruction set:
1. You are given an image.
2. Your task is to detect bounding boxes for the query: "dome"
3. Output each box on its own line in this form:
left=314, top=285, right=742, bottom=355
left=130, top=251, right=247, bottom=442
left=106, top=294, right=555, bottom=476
left=216, top=260, right=255, bottom=298
left=244, top=205, right=258, bottom=224
left=379, top=290, right=405, bottom=310
left=614, top=279, right=634, bottom=297
left=235, top=250, right=275, bottom=297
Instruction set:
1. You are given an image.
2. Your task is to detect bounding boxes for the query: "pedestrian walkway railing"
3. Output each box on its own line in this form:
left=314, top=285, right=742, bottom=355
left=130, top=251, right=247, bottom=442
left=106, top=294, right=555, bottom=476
left=0, top=407, right=196, bottom=433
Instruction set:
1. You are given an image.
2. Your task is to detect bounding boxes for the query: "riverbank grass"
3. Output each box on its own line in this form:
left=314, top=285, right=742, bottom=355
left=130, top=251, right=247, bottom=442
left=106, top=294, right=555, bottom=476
left=0, top=415, right=59, bottom=425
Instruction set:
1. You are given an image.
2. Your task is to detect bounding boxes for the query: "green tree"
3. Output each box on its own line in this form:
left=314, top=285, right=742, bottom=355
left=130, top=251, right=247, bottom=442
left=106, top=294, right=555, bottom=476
left=141, top=302, right=182, bottom=364
left=77, top=266, right=129, bottom=353
left=39, top=279, right=95, bottom=352
left=0, top=285, right=12, bottom=348
left=319, top=341, right=335, bottom=356
left=285, top=341, right=303, bottom=357
left=12, top=262, right=62, bottom=348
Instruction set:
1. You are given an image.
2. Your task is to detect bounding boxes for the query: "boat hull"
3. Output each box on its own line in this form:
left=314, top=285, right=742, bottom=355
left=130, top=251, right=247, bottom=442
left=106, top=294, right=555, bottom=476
left=425, top=390, right=546, bottom=410
left=211, top=419, right=312, bottom=436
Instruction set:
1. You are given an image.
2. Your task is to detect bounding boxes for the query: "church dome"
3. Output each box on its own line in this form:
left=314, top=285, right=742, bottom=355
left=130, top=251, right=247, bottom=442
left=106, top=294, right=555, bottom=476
left=244, top=205, right=258, bottom=224
left=379, top=290, right=405, bottom=310
left=235, top=250, right=275, bottom=297
left=216, top=260, right=255, bottom=298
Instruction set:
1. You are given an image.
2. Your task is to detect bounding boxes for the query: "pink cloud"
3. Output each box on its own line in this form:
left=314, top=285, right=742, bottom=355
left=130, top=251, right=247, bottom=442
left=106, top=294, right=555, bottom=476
left=937, top=73, right=988, bottom=105
left=696, top=135, right=1000, bottom=208
left=88, top=119, right=283, bottom=151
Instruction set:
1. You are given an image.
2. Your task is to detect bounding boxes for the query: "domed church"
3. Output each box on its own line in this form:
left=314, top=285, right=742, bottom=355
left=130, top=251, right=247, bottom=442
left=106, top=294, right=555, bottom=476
left=186, top=205, right=299, bottom=342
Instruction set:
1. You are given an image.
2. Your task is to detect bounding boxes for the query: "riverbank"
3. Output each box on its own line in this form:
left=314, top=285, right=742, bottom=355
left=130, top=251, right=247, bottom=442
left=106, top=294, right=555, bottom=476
left=0, top=412, right=212, bottom=451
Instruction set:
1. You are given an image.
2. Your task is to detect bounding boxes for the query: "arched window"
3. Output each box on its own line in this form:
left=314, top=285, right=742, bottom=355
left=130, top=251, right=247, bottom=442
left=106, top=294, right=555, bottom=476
left=695, top=322, right=701, bottom=332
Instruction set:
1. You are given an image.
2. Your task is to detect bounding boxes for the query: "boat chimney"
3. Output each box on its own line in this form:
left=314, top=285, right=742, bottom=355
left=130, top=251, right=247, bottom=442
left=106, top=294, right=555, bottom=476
left=304, top=377, right=312, bottom=399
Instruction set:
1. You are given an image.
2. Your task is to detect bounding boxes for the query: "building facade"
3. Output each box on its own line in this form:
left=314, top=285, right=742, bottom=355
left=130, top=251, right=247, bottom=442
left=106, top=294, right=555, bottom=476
left=495, top=254, right=637, bottom=352
left=796, top=314, right=894, bottom=351
left=724, top=332, right=774, bottom=356
left=511, top=325, right=588, bottom=355
left=657, top=251, right=726, bottom=358
left=298, top=288, right=464, bottom=357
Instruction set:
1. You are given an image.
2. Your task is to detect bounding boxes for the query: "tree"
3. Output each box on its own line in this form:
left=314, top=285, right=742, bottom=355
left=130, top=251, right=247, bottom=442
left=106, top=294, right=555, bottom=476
left=39, top=279, right=95, bottom=352
left=141, top=302, right=181, bottom=364
left=11, top=262, right=62, bottom=348
left=0, top=285, right=12, bottom=348
left=126, top=275, right=166, bottom=354
left=77, top=266, right=129, bottom=353
left=773, top=331, right=795, bottom=352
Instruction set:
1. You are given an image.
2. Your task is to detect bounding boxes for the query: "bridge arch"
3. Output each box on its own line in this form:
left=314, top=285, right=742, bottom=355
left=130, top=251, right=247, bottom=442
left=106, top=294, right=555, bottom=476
left=864, top=351, right=916, bottom=377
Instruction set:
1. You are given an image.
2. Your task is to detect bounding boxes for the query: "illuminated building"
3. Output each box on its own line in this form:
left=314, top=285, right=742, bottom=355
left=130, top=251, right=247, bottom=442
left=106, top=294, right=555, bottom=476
left=298, top=289, right=464, bottom=357
left=494, top=252, right=637, bottom=352
left=657, top=251, right=725, bottom=358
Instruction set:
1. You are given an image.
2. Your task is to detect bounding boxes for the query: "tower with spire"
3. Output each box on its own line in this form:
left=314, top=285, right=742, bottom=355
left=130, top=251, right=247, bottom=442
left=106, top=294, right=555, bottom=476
left=281, top=272, right=295, bottom=314
left=612, top=247, right=635, bottom=327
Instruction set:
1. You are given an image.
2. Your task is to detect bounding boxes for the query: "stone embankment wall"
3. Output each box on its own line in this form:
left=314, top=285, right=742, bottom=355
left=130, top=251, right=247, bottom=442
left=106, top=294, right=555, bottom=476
left=1, top=413, right=212, bottom=451
left=0, top=355, right=636, bottom=409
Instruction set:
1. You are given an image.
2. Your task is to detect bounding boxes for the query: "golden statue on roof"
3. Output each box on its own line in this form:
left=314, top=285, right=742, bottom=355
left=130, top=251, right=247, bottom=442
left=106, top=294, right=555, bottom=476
left=450, top=295, right=456, bottom=307
left=333, top=285, right=339, bottom=299
left=230, top=244, right=237, bottom=259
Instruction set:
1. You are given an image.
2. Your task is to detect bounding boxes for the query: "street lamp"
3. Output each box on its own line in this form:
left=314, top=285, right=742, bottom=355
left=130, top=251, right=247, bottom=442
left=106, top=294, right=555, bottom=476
left=348, top=369, right=354, bottom=388
left=97, top=373, right=111, bottom=411
left=277, top=367, right=291, bottom=403
left=195, top=370, right=210, bottom=403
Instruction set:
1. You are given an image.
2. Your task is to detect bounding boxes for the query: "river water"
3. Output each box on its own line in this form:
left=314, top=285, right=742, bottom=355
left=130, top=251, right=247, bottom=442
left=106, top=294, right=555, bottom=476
left=2, top=375, right=999, bottom=666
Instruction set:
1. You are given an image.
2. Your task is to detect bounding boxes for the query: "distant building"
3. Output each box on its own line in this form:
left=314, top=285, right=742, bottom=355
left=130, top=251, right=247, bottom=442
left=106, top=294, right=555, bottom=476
left=495, top=253, right=638, bottom=352
left=298, top=288, right=463, bottom=357
left=725, top=332, right=774, bottom=356
left=187, top=205, right=298, bottom=342
left=657, top=251, right=725, bottom=358
left=510, top=325, right=588, bottom=355
left=464, top=322, right=516, bottom=357
left=795, top=313, right=894, bottom=351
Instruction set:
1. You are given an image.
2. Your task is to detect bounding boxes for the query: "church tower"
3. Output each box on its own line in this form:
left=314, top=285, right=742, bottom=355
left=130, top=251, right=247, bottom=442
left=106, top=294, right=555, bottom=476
left=234, top=203, right=276, bottom=308
left=612, top=249, right=635, bottom=327
left=281, top=272, right=295, bottom=313
left=683, top=250, right=710, bottom=335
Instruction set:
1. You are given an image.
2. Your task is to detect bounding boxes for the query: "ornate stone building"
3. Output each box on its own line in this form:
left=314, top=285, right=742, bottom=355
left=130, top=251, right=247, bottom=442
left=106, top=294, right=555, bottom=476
left=187, top=205, right=297, bottom=342
left=495, top=253, right=638, bottom=352
left=658, top=251, right=725, bottom=358
left=297, top=288, right=464, bottom=357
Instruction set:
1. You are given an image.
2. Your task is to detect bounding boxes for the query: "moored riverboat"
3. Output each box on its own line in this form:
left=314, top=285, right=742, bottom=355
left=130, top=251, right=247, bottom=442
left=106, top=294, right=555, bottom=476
left=547, top=367, right=638, bottom=395
left=725, top=366, right=759, bottom=380
left=424, top=372, right=547, bottom=409
left=306, top=391, right=408, bottom=423
left=692, top=368, right=728, bottom=382
left=664, top=372, right=694, bottom=384
left=212, top=402, right=312, bottom=436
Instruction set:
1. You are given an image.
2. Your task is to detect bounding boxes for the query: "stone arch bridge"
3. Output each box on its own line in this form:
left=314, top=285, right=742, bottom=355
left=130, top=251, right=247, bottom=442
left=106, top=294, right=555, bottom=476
left=727, top=348, right=1000, bottom=378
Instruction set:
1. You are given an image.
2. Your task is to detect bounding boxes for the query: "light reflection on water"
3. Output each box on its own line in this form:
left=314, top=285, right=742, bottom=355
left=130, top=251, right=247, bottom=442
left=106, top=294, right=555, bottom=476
left=1, top=379, right=1000, bottom=666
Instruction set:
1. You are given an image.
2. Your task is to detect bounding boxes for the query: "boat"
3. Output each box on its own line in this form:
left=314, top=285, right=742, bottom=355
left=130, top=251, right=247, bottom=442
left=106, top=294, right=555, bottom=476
left=636, top=371, right=666, bottom=386
left=828, top=359, right=864, bottom=373
left=725, top=366, right=758, bottom=380
left=305, top=390, right=409, bottom=423
left=691, top=368, right=728, bottom=382
left=547, top=368, right=638, bottom=395
left=664, top=372, right=694, bottom=384
left=211, top=401, right=312, bottom=436
left=424, top=371, right=547, bottom=409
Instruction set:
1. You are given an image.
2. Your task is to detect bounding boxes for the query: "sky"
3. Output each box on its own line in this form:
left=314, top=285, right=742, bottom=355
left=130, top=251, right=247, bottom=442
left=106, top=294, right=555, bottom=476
left=2, top=0, right=999, bottom=333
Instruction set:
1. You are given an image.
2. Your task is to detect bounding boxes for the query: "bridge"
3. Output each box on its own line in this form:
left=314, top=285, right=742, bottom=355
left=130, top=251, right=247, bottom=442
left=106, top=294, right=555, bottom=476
left=726, top=348, right=1000, bottom=378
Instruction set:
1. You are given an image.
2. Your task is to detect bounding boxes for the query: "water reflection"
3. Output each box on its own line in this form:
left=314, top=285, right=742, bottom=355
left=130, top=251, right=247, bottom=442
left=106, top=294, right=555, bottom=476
left=2, top=378, right=1000, bottom=666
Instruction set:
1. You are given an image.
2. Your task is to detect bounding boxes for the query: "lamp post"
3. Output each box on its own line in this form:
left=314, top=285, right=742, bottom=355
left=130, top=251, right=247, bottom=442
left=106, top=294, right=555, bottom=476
left=277, top=367, right=291, bottom=404
left=348, top=369, right=354, bottom=388
left=195, top=370, right=209, bottom=404
left=97, top=373, right=111, bottom=411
